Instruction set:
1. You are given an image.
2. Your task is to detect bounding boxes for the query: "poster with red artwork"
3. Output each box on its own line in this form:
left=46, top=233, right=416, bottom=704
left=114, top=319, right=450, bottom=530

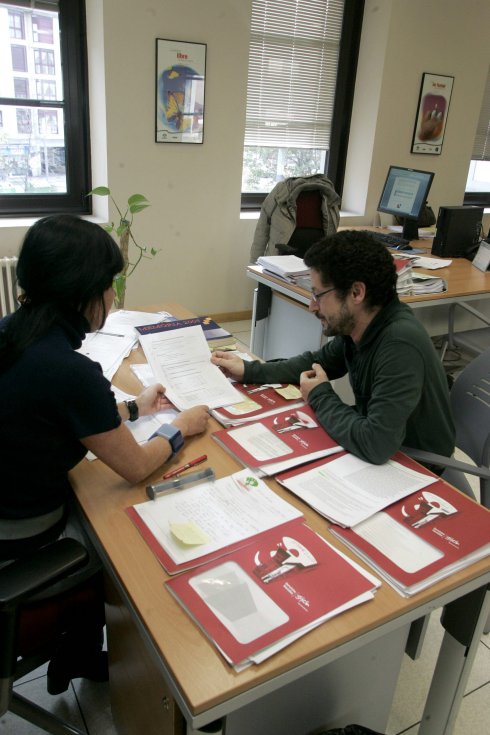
left=411, top=73, right=454, bottom=155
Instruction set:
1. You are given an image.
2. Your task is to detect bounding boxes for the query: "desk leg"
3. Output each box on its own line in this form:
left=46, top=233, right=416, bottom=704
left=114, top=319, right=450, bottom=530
left=419, top=584, right=490, bottom=735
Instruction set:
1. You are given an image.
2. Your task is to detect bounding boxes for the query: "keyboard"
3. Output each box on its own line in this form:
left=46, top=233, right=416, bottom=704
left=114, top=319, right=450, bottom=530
left=361, top=231, right=413, bottom=251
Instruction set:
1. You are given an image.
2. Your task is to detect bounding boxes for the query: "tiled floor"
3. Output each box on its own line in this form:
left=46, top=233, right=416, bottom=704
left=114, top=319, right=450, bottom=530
left=4, top=322, right=489, bottom=735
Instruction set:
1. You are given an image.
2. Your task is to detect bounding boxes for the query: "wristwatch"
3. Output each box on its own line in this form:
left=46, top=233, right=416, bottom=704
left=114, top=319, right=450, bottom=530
left=124, top=399, right=139, bottom=422
left=150, top=423, right=184, bottom=457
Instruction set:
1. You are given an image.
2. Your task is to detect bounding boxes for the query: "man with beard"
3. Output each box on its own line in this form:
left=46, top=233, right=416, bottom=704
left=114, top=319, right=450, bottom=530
left=211, top=230, right=455, bottom=465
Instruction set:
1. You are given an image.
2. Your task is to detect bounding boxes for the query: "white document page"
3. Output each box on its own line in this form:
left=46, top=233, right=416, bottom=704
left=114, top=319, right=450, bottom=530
left=409, top=255, right=452, bottom=269
left=133, top=470, right=302, bottom=565
left=280, top=454, right=437, bottom=527
left=77, top=331, right=136, bottom=381
left=105, top=309, right=175, bottom=336
left=353, top=513, right=443, bottom=572
left=138, top=324, right=241, bottom=410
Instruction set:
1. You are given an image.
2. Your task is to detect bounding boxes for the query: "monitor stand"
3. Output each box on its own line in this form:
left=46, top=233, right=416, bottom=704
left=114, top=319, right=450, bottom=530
left=399, top=218, right=419, bottom=241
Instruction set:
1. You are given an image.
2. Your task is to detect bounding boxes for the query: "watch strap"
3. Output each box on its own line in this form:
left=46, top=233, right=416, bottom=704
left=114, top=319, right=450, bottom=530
left=150, top=423, right=184, bottom=457
left=124, top=399, right=139, bottom=422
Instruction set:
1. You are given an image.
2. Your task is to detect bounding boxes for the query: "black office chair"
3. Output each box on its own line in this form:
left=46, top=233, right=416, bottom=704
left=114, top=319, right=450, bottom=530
left=402, top=346, right=490, bottom=509
left=0, top=538, right=91, bottom=735
left=402, top=348, right=490, bottom=635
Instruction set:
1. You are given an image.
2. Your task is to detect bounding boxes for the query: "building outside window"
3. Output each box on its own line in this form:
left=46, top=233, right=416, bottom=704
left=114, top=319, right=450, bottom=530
left=36, top=79, right=56, bottom=100
left=241, top=0, right=363, bottom=208
left=32, top=13, right=53, bottom=43
left=11, top=44, right=27, bottom=72
left=14, top=77, right=29, bottom=98
left=34, top=47, right=55, bottom=75
left=8, top=9, right=24, bottom=38
left=0, top=0, right=91, bottom=216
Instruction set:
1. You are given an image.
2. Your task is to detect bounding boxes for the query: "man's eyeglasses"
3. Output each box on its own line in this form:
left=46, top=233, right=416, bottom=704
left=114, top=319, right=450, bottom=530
left=310, top=286, right=336, bottom=304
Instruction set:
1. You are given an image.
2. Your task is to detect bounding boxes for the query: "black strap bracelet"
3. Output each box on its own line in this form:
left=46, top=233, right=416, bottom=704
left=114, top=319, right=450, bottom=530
left=124, top=399, right=139, bottom=422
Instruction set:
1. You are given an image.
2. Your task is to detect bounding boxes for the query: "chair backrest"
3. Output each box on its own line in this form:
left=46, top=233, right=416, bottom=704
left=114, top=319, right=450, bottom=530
left=450, top=347, right=490, bottom=506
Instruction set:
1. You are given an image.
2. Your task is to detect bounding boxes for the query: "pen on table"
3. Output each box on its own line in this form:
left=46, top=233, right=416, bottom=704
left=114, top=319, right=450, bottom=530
left=146, top=467, right=215, bottom=500
left=162, top=454, right=208, bottom=479
left=96, top=330, right=126, bottom=338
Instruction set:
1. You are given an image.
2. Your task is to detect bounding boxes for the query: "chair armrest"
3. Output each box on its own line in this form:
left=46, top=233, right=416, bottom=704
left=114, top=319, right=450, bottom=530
left=0, top=538, right=88, bottom=609
left=401, top=446, right=490, bottom=481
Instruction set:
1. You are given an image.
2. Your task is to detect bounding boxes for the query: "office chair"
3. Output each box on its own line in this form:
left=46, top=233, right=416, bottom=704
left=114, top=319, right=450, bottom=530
left=0, top=537, right=90, bottom=735
left=402, top=348, right=490, bottom=635
left=402, top=345, right=490, bottom=509
left=445, top=301, right=490, bottom=357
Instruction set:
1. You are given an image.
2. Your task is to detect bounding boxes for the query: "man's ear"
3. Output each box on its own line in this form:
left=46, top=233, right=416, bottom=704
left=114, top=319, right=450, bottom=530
left=350, top=281, right=367, bottom=303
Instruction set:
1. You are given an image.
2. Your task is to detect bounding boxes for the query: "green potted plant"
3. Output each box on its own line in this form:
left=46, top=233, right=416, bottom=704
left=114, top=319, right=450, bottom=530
left=88, top=187, right=158, bottom=307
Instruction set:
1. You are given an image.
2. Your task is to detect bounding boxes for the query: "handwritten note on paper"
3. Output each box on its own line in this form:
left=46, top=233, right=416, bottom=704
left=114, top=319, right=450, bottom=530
left=132, top=470, right=302, bottom=565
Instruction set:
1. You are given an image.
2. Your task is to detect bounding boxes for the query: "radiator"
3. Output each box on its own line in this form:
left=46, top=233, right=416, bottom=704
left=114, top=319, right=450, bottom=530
left=0, top=256, right=19, bottom=317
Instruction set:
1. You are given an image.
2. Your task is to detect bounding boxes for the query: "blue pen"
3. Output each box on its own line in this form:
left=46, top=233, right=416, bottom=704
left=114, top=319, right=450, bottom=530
left=146, top=467, right=215, bottom=500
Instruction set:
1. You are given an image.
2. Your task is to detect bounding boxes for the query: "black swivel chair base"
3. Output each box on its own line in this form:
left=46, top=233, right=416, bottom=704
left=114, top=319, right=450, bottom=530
left=10, top=690, right=86, bottom=735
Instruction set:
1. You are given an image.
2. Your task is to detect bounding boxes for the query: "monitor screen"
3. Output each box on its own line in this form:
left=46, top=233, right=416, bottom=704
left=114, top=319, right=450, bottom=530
left=377, top=166, right=434, bottom=240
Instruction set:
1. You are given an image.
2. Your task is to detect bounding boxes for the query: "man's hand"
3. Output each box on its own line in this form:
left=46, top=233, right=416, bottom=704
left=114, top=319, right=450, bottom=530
left=210, top=350, right=245, bottom=381
left=300, top=363, right=329, bottom=401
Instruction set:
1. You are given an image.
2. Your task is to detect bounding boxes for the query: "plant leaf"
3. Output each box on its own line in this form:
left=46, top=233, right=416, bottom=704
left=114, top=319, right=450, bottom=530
left=89, top=186, right=111, bottom=197
left=129, top=203, right=150, bottom=214
left=127, top=193, right=149, bottom=206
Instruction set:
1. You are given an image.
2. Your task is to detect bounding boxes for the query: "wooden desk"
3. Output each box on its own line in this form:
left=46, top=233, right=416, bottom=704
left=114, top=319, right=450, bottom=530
left=70, top=303, right=490, bottom=735
left=247, top=243, right=490, bottom=359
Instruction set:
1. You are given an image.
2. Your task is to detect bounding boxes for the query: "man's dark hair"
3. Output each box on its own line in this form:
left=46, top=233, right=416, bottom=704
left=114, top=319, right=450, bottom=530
left=304, top=230, right=397, bottom=308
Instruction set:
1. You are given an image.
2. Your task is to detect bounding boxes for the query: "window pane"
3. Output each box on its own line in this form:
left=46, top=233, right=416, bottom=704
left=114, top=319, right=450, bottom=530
left=466, top=160, right=490, bottom=193
left=34, top=48, right=55, bottom=74
left=242, top=146, right=327, bottom=193
left=32, top=13, right=53, bottom=44
left=1, top=105, right=66, bottom=194
left=242, top=0, right=345, bottom=195
left=8, top=10, right=24, bottom=39
left=14, top=77, right=29, bottom=98
left=0, top=3, right=71, bottom=203
left=11, top=44, right=27, bottom=71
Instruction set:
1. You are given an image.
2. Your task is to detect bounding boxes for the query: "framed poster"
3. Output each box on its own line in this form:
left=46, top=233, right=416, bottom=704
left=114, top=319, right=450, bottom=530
left=155, top=38, right=206, bottom=144
left=411, top=73, right=454, bottom=155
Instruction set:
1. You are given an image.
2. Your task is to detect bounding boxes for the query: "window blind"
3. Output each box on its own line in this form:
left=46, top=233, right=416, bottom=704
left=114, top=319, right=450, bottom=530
left=472, top=64, right=490, bottom=161
left=244, top=0, right=345, bottom=149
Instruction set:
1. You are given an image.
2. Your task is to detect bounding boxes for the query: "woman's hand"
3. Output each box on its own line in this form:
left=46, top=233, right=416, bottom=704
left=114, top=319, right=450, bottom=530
left=136, top=383, right=172, bottom=417
left=173, top=405, right=210, bottom=438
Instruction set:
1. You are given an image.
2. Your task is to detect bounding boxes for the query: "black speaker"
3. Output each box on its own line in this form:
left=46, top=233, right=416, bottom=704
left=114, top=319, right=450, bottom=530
left=431, top=206, right=483, bottom=258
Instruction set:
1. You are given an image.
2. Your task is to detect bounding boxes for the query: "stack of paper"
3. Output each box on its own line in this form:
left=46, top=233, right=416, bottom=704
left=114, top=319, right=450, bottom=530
left=410, top=272, right=446, bottom=294
left=126, top=469, right=304, bottom=574
left=136, top=320, right=241, bottom=410
left=77, top=309, right=176, bottom=381
left=212, top=405, right=342, bottom=476
left=276, top=451, right=437, bottom=528
left=211, top=382, right=304, bottom=427
left=257, top=255, right=309, bottom=284
left=392, top=255, right=413, bottom=295
left=330, top=470, right=490, bottom=596
left=166, top=522, right=379, bottom=670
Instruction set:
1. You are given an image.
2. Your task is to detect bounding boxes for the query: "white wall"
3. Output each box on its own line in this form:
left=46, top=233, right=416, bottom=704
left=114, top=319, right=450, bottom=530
left=1, top=0, right=489, bottom=319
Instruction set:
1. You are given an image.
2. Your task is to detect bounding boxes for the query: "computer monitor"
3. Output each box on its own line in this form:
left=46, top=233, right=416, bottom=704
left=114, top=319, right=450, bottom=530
left=377, top=165, right=434, bottom=241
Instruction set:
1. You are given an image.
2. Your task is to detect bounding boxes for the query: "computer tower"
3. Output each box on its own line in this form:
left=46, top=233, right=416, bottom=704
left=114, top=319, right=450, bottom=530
left=431, top=206, right=483, bottom=258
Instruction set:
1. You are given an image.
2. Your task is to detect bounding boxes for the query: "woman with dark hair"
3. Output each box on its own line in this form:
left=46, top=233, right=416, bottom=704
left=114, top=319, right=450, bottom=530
left=0, top=214, right=209, bottom=692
